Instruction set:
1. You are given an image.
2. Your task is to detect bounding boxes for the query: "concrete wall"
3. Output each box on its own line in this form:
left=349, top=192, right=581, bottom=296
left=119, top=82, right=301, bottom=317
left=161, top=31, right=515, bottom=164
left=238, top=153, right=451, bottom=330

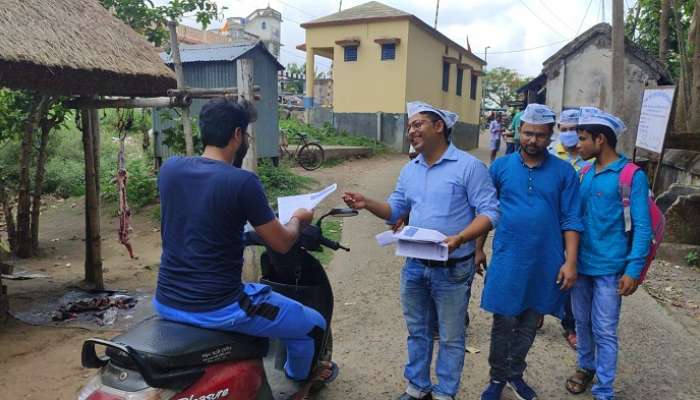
left=655, top=149, right=700, bottom=195
left=405, top=23, right=482, bottom=126
left=307, top=109, right=479, bottom=152
left=451, top=121, right=480, bottom=151
left=544, top=36, right=664, bottom=156
left=304, top=19, right=410, bottom=113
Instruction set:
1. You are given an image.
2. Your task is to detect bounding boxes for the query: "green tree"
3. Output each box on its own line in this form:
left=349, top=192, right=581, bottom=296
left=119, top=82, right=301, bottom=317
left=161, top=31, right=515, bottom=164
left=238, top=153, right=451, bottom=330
left=283, top=63, right=306, bottom=94
left=100, top=0, right=222, bottom=47
left=483, top=67, right=529, bottom=109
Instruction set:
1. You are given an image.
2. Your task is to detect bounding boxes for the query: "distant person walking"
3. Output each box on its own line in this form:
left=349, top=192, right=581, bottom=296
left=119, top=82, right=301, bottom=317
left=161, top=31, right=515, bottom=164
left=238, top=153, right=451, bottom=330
left=489, top=114, right=504, bottom=163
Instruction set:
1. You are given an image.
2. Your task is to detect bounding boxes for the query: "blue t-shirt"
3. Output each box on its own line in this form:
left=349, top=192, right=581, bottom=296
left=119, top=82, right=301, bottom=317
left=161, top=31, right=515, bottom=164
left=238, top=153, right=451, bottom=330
left=155, top=156, right=275, bottom=312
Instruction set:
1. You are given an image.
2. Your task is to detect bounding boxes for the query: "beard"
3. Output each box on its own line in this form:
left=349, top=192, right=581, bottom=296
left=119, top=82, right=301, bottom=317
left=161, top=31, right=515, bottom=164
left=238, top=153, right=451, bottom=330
left=523, top=144, right=545, bottom=156
left=232, top=141, right=249, bottom=168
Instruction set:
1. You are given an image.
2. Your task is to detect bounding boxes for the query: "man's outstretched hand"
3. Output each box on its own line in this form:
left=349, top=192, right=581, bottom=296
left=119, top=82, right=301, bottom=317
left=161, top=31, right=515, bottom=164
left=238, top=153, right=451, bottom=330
left=343, top=192, right=366, bottom=210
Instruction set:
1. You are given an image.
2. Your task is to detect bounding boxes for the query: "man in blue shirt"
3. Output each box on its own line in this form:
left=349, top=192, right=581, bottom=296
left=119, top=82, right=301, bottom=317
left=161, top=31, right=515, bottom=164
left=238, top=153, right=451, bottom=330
left=153, top=98, right=335, bottom=385
left=478, top=104, right=583, bottom=400
left=343, top=101, right=499, bottom=400
left=565, top=108, right=652, bottom=400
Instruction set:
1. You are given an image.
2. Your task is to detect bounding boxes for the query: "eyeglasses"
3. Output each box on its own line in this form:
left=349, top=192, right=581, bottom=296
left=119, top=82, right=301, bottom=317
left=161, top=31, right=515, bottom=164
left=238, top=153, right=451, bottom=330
left=407, top=119, right=434, bottom=131
left=521, top=131, right=550, bottom=140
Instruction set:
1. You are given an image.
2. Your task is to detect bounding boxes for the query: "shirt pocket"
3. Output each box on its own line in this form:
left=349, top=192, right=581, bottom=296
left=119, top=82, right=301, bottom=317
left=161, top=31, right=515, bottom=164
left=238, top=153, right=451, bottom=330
left=426, top=181, right=460, bottom=217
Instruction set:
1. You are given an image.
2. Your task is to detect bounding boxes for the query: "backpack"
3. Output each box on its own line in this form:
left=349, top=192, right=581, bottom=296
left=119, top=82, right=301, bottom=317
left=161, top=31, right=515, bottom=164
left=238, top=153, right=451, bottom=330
left=579, top=162, right=665, bottom=282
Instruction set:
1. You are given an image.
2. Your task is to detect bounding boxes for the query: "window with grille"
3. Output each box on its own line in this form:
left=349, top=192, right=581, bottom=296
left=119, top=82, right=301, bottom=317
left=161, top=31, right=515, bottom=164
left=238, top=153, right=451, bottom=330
left=456, top=68, right=463, bottom=96
left=344, top=46, right=358, bottom=62
left=470, top=74, right=478, bottom=100
left=381, top=43, right=396, bottom=60
left=442, top=62, right=450, bottom=91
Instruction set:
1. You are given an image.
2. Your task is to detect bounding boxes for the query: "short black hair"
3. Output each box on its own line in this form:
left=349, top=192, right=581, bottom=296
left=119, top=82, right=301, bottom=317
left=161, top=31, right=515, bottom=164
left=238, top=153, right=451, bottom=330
left=578, top=123, right=617, bottom=149
left=419, top=111, right=452, bottom=141
left=198, top=98, right=250, bottom=148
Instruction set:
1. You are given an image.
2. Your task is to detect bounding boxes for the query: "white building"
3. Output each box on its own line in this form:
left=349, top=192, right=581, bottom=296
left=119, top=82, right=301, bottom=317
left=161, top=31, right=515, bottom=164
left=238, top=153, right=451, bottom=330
left=225, top=7, right=281, bottom=59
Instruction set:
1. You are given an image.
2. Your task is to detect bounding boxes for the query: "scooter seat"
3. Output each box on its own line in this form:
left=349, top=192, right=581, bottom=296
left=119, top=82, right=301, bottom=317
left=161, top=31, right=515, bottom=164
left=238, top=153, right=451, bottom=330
left=106, top=317, right=269, bottom=371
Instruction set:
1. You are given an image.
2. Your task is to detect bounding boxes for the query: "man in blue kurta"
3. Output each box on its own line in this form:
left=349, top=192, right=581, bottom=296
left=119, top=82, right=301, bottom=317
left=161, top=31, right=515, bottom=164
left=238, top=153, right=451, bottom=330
left=343, top=102, right=499, bottom=400
left=478, top=104, right=584, bottom=400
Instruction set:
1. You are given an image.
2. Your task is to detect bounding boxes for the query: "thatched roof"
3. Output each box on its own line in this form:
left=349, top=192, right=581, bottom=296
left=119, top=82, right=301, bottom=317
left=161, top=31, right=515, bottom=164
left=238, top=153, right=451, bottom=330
left=0, top=0, right=177, bottom=96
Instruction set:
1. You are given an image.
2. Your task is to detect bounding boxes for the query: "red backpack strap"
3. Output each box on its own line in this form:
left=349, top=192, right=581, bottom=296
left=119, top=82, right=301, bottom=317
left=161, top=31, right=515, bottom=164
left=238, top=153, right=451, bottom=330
left=579, top=164, right=593, bottom=182
left=618, top=162, right=641, bottom=233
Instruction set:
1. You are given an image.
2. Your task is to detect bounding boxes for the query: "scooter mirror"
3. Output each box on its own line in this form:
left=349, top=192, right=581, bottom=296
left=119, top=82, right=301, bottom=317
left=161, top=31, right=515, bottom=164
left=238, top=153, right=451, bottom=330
left=328, top=208, right=358, bottom=217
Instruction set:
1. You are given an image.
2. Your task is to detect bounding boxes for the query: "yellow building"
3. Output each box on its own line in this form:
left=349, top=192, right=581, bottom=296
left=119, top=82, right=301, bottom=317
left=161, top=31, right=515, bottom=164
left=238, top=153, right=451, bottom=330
left=298, top=1, right=485, bottom=150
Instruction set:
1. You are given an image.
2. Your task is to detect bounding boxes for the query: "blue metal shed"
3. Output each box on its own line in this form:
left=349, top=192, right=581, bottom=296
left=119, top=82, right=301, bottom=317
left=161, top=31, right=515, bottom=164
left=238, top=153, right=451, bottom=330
left=153, top=41, right=284, bottom=161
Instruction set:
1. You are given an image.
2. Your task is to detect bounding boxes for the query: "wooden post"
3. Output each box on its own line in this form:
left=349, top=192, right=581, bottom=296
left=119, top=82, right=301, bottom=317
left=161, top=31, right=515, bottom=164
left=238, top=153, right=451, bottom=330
left=237, top=58, right=257, bottom=173
left=81, top=108, right=103, bottom=289
left=612, top=0, right=625, bottom=115
left=237, top=58, right=259, bottom=283
left=168, top=20, right=195, bottom=156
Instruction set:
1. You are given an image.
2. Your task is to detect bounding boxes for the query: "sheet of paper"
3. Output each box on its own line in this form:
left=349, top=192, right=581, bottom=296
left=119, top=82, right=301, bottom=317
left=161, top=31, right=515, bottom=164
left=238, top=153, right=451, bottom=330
left=396, top=240, right=449, bottom=261
left=375, top=230, right=400, bottom=247
left=277, top=183, right=337, bottom=224
left=395, top=226, right=447, bottom=243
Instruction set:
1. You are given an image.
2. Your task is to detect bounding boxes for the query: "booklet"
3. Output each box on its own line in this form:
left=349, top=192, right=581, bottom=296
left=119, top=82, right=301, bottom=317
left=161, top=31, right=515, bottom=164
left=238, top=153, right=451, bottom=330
left=375, top=225, right=449, bottom=261
left=277, top=183, right=337, bottom=224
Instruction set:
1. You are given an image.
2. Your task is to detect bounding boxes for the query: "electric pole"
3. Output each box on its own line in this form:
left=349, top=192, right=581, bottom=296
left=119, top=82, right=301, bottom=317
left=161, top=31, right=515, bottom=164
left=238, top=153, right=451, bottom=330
left=434, top=0, right=440, bottom=29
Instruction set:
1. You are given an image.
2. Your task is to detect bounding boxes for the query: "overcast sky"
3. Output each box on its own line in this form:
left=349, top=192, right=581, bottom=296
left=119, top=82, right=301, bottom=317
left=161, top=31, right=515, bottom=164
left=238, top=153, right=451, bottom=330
left=178, top=0, right=636, bottom=78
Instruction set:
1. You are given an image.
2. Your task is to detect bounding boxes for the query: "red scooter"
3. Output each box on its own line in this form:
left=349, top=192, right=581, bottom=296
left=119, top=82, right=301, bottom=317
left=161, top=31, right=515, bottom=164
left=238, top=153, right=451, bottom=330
left=77, top=208, right=356, bottom=400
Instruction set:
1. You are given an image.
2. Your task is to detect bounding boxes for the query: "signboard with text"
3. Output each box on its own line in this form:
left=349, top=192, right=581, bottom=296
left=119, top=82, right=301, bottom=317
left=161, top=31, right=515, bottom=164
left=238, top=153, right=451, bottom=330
left=635, top=87, right=675, bottom=154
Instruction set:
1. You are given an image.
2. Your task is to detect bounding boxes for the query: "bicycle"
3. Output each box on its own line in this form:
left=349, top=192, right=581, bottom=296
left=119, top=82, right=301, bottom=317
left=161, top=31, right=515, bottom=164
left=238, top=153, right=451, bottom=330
left=279, top=129, right=325, bottom=171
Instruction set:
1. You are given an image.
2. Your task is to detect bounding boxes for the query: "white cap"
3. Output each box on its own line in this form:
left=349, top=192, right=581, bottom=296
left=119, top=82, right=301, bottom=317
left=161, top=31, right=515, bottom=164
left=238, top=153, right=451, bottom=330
left=520, top=103, right=556, bottom=125
left=578, top=107, right=627, bottom=136
left=558, top=108, right=580, bottom=125
left=407, top=101, right=459, bottom=129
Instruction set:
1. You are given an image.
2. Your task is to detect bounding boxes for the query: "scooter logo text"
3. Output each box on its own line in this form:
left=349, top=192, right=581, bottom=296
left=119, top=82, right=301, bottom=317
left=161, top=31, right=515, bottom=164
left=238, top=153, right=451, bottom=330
left=178, top=388, right=229, bottom=400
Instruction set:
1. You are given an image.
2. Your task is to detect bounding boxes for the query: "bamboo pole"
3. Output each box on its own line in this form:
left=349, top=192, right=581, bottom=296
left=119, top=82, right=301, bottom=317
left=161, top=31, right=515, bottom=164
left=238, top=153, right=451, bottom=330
left=168, top=20, right=195, bottom=156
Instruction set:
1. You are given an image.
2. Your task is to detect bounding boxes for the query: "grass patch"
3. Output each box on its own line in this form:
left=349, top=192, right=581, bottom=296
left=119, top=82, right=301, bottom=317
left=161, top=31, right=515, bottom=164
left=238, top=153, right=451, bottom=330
left=258, top=159, right=317, bottom=209
left=313, top=219, right=343, bottom=266
left=280, top=118, right=385, bottom=151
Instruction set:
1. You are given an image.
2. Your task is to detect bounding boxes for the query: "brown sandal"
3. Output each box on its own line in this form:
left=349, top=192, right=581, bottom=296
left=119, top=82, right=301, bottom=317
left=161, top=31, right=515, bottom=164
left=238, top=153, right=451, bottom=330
left=566, top=368, right=595, bottom=394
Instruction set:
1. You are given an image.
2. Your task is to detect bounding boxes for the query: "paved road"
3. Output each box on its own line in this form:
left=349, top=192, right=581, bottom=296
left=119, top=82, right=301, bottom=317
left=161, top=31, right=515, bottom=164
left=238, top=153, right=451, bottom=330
left=310, top=138, right=700, bottom=399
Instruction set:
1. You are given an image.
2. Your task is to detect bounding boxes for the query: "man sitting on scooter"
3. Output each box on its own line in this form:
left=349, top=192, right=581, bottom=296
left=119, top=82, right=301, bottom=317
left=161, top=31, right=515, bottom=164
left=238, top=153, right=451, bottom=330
left=153, top=98, right=336, bottom=384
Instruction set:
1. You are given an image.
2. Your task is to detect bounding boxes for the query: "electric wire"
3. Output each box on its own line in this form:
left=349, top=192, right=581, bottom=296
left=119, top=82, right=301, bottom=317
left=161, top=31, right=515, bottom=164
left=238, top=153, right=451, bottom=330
left=516, top=0, right=568, bottom=38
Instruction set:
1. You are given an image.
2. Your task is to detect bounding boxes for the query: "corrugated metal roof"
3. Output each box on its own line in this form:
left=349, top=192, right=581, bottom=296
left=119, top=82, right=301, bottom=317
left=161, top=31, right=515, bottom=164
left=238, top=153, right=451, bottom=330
left=160, top=42, right=255, bottom=63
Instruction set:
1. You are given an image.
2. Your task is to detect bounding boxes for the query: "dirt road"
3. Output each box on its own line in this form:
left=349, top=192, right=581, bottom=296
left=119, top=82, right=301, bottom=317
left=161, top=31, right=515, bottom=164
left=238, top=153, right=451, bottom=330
left=1, top=141, right=699, bottom=399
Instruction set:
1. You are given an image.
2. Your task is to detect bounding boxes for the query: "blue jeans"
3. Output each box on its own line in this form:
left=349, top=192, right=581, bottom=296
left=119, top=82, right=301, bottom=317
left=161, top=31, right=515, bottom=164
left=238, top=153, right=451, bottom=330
left=400, top=258, right=475, bottom=399
left=154, top=283, right=326, bottom=380
left=572, top=274, right=622, bottom=399
left=488, top=309, right=541, bottom=381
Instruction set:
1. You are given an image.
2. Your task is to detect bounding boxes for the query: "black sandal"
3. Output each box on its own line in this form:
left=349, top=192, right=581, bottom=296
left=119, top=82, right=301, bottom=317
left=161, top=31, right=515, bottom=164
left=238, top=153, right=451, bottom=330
left=566, top=368, right=595, bottom=395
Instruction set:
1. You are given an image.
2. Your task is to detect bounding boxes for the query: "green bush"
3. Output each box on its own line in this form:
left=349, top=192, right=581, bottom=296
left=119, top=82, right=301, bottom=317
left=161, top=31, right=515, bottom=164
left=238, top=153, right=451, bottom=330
left=102, top=157, right=158, bottom=210
left=44, top=158, right=85, bottom=197
left=257, top=160, right=316, bottom=208
left=686, top=250, right=699, bottom=267
left=279, top=118, right=385, bottom=149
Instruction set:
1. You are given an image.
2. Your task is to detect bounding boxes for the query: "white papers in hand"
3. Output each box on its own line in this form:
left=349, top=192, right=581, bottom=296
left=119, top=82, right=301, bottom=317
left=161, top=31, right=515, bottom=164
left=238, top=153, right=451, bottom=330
left=396, top=240, right=449, bottom=261
left=377, top=225, right=449, bottom=261
left=277, top=183, right=337, bottom=224
left=375, top=230, right=399, bottom=247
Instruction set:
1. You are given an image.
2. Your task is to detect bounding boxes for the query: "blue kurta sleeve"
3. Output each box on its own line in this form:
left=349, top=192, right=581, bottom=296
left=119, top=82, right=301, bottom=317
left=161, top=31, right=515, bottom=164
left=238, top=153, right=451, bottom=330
left=386, top=167, right=409, bottom=224
left=559, top=166, right=584, bottom=232
left=625, top=170, right=652, bottom=279
left=466, top=160, right=500, bottom=228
